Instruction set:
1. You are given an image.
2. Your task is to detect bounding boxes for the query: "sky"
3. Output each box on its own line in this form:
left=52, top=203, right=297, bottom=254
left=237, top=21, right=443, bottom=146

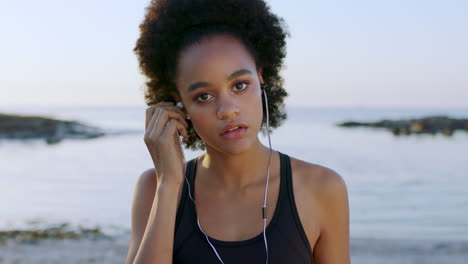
left=0, top=0, right=467, bottom=108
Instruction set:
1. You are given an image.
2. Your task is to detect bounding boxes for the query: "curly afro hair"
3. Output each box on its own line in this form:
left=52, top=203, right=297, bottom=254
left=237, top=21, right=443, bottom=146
left=134, top=0, right=290, bottom=151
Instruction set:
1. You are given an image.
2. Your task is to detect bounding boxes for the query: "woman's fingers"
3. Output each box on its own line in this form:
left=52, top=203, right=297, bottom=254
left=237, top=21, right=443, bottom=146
left=145, top=102, right=175, bottom=130
left=145, top=103, right=189, bottom=130
left=143, top=102, right=190, bottom=186
left=164, top=106, right=189, bottom=124
left=160, top=118, right=188, bottom=141
left=151, top=109, right=188, bottom=138
left=159, top=106, right=189, bottom=127
left=145, top=107, right=162, bottom=139
left=145, top=108, right=188, bottom=143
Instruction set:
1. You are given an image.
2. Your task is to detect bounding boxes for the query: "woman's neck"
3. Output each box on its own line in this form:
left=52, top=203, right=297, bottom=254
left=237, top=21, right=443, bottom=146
left=199, top=141, right=277, bottom=192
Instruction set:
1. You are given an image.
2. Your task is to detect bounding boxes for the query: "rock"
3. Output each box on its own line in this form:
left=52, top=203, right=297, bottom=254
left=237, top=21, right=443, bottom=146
left=0, top=222, right=111, bottom=244
left=0, top=113, right=109, bottom=144
left=336, top=115, right=468, bottom=137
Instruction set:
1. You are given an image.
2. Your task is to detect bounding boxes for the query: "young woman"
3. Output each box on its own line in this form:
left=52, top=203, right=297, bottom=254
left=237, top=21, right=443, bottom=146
left=125, top=0, right=350, bottom=263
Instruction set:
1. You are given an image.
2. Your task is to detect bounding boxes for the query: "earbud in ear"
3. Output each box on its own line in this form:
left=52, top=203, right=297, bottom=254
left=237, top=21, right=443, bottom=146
left=176, top=101, right=191, bottom=120
left=260, top=84, right=268, bottom=90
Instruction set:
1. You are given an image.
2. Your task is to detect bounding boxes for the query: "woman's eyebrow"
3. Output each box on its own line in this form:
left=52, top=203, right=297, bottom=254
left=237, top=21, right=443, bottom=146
left=186, top=69, right=252, bottom=93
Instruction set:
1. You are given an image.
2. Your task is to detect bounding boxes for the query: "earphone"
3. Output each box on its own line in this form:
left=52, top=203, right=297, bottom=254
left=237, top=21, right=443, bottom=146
left=176, top=101, right=191, bottom=120
left=175, top=83, right=272, bottom=264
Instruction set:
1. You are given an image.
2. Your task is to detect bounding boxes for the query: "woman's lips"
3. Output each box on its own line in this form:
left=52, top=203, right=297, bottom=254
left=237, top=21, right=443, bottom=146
left=221, top=127, right=248, bottom=140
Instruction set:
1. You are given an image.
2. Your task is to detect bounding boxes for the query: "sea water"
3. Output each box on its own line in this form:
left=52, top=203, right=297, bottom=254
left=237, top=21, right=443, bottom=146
left=0, top=105, right=467, bottom=242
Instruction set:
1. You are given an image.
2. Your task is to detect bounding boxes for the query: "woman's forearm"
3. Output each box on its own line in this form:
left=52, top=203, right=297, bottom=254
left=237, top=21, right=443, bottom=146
left=132, top=183, right=182, bottom=264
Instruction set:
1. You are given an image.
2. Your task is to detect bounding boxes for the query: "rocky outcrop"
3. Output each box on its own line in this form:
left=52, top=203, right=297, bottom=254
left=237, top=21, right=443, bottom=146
left=336, top=115, right=468, bottom=136
left=0, top=113, right=113, bottom=144
left=0, top=222, right=111, bottom=244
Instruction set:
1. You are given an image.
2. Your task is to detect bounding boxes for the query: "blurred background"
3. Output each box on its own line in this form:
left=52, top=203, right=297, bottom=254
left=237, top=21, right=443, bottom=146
left=1, top=0, right=467, bottom=263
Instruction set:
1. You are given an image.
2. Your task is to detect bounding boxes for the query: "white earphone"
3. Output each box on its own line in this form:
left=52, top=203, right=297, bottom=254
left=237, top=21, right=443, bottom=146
left=176, top=102, right=191, bottom=120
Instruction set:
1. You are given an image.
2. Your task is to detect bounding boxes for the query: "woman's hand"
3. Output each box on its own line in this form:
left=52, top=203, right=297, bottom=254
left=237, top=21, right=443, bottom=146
left=144, top=102, right=189, bottom=186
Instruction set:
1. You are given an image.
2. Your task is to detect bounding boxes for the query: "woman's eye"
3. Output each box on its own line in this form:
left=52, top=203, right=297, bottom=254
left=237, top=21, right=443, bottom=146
left=195, top=82, right=249, bottom=103
left=234, top=81, right=249, bottom=91
left=196, top=93, right=213, bottom=102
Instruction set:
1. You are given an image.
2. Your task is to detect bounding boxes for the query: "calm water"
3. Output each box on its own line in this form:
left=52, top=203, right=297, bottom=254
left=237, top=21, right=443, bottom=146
left=1, top=105, right=467, bottom=241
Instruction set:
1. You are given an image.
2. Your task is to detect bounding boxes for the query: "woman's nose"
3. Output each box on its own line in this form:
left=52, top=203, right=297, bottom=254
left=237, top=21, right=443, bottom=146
left=216, top=95, right=240, bottom=121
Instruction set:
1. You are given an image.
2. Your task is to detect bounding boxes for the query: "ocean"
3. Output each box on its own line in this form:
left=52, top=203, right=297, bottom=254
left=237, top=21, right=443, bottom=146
left=1, top=105, right=467, bottom=242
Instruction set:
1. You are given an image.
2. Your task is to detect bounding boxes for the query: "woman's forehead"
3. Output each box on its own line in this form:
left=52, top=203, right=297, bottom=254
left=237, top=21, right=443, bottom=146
left=175, top=35, right=257, bottom=89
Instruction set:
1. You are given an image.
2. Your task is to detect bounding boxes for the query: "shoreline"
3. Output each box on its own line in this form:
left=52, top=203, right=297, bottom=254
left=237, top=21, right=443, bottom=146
left=1, top=224, right=468, bottom=264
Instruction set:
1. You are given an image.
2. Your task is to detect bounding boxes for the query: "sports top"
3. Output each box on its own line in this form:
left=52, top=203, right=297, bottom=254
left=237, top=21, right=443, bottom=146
left=173, top=151, right=314, bottom=263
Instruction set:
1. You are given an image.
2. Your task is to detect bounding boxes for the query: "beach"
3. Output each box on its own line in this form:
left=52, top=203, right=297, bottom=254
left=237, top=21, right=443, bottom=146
left=1, top=232, right=468, bottom=263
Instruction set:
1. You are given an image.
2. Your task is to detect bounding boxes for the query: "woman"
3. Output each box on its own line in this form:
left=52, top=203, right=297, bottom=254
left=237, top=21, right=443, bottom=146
left=125, top=0, right=350, bottom=263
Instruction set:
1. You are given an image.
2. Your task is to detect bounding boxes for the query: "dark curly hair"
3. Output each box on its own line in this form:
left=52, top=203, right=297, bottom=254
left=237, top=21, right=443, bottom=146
left=134, top=0, right=290, bottom=151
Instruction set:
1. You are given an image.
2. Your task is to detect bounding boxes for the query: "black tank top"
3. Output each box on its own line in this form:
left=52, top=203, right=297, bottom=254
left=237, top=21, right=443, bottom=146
left=173, top=151, right=314, bottom=263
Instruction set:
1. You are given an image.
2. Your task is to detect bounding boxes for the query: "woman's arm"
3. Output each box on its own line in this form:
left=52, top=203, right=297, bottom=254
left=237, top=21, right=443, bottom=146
left=125, top=169, right=183, bottom=264
left=313, top=169, right=350, bottom=264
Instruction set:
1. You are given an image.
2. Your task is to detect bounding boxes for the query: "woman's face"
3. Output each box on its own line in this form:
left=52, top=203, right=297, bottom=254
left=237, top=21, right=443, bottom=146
left=175, top=34, right=264, bottom=154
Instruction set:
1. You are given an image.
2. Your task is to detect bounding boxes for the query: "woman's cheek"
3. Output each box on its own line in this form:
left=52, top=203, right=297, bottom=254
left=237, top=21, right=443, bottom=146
left=189, top=113, right=212, bottom=141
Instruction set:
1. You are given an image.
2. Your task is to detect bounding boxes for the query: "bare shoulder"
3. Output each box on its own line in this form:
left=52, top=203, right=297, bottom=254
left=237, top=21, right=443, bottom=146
left=131, top=168, right=158, bottom=237
left=136, top=168, right=158, bottom=194
left=289, top=155, right=350, bottom=262
left=125, top=168, right=158, bottom=264
left=133, top=168, right=158, bottom=219
left=131, top=168, right=184, bottom=230
left=289, top=156, right=349, bottom=220
left=289, top=156, right=348, bottom=199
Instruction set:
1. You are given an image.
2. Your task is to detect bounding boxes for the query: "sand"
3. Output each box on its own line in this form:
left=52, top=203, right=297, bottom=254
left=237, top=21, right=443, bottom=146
left=1, top=232, right=468, bottom=264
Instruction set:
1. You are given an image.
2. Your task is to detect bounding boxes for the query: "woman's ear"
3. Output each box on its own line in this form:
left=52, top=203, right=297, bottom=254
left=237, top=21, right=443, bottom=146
left=169, top=91, right=182, bottom=105
left=169, top=91, right=190, bottom=119
left=257, top=67, right=264, bottom=84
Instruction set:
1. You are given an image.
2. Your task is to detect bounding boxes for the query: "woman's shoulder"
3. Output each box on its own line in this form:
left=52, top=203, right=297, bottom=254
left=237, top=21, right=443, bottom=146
left=289, top=156, right=346, bottom=191
left=134, top=168, right=184, bottom=209
left=290, top=157, right=348, bottom=213
left=287, top=154, right=350, bottom=251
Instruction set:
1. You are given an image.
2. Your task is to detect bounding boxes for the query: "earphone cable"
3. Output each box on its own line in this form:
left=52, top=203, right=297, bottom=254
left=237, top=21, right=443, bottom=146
left=262, top=87, right=272, bottom=264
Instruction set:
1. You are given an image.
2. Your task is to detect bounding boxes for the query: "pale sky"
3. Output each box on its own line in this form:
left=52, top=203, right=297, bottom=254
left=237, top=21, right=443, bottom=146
left=1, top=0, right=467, bottom=108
